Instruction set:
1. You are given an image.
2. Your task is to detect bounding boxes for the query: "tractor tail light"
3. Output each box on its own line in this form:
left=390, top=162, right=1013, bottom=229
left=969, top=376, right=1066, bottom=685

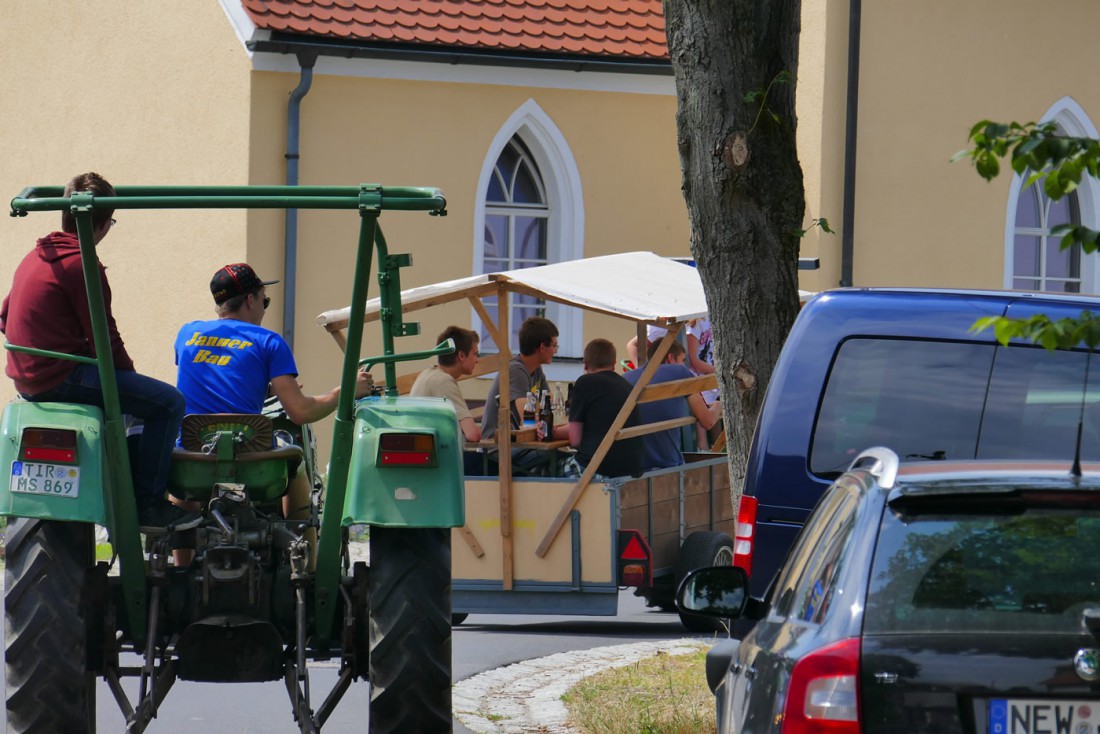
left=377, top=432, right=436, bottom=467
left=21, top=428, right=79, bottom=464
left=734, top=495, right=757, bottom=576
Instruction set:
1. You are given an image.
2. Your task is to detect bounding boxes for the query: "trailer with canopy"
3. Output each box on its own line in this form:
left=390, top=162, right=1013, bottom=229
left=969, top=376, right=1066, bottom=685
left=318, top=252, right=736, bottom=627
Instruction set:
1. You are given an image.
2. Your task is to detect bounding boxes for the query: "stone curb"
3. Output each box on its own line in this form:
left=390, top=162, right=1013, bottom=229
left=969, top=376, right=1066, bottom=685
left=452, top=638, right=705, bottom=734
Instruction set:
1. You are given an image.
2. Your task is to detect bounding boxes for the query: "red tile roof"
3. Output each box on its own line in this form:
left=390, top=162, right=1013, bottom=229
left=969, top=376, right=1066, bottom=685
left=242, top=0, right=669, bottom=60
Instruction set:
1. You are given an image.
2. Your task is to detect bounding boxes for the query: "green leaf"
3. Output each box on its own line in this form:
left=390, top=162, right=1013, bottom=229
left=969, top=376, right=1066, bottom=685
left=970, top=316, right=999, bottom=335
left=969, top=119, right=994, bottom=139
left=817, top=217, right=834, bottom=234
left=993, top=318, right=1018, bottom=346
left=976, top=152, right=1000, bottom=180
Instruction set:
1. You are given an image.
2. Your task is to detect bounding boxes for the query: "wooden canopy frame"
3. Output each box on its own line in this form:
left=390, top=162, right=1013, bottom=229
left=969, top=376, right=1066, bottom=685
left=316, top=253, right=721, bottom=590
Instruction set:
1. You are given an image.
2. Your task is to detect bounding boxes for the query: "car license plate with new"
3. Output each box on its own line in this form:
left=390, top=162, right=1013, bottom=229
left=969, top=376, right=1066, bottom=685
left=989, top=698, right=1099, bottom=733
left=9, top=461, right=80, bottom=498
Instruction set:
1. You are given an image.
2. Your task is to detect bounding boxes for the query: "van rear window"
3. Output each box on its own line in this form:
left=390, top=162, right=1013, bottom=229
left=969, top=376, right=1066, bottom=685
left=810, top=339, right=1100, bottom=477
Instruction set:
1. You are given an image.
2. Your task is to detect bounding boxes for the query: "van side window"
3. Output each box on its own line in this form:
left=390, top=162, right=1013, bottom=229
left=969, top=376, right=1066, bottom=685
left=811, top=340, right=1100, bottom=477
left=810, top=339, right=992, bottom=476
left=978, top=346, right=1100, bottom=461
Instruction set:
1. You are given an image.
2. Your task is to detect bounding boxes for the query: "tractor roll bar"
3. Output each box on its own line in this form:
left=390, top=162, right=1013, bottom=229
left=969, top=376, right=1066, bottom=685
left=10, top=184, right=447, bottom=216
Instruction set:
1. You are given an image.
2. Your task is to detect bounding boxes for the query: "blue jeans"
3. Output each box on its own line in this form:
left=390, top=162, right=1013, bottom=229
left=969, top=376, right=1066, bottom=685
left=25, top=365, right=185, bottom=501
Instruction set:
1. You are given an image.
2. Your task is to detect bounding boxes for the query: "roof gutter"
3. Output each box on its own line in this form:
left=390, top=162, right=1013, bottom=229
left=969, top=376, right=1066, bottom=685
left=248, top=35, right=672, bottom=76
left=283, top=49, right=317, bottom=350
left=840, top=0, right=862, bottom=287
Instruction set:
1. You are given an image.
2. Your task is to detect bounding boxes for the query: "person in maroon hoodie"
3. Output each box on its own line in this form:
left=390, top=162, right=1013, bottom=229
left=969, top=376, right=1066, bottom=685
left=0, top=172, right=199, bottom=531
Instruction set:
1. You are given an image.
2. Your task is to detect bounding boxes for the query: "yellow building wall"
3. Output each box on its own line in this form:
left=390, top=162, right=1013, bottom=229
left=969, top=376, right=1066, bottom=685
left=0, top=3, right=253, bottom=407
left=796, top=0, right=851, bottom=293
left=244, top=71, right=689, bottom=457
left=853, top=0, right=1100, bottom=288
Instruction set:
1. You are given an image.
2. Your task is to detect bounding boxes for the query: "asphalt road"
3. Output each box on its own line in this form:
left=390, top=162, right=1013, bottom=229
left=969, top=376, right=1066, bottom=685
left=0, top=587, right=702, bottom=733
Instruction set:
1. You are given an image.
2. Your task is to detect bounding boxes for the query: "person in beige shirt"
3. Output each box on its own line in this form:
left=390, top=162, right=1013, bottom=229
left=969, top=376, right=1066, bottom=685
left=410, top=326, right=485, bottom=474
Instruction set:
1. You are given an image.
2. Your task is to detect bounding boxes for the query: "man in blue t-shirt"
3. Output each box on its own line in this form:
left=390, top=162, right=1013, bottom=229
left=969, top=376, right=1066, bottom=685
left=175, top=263, right=372, bottom=423
left=623, top=339, right=723, bottom=471
left=173, top=263, right=373, bottom=558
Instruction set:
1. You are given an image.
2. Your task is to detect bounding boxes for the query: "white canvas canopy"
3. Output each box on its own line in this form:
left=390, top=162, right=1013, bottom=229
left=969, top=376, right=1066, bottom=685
left=316, top=251, right=711, bottom=330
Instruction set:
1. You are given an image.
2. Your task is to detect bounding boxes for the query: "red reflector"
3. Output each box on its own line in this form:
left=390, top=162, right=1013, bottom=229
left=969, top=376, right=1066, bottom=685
left=20, top=428, right=79, bottom=464
left=380, top=451, right=433, bottom=466
left=620, top=535, right=649, bottom=561
left=22, top=447, right=77, bottom=463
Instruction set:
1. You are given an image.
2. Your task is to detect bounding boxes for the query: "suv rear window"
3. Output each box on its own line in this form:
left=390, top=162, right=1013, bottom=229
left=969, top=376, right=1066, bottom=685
left=864, top=502, right=1100, bottom=634
left=810, top=339, right=1100, bottom=477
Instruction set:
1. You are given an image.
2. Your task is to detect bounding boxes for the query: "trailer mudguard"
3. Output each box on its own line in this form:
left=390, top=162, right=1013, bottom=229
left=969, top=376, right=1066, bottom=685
left=0, top=400, right=107, bottom=524
left=344, top=395, right=464, bottom=527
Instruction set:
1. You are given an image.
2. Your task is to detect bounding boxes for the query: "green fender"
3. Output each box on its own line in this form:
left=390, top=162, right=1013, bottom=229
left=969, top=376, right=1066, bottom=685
left=344, top=396, right=465, bottom=528
left=0, top=401, right=107, bottom=524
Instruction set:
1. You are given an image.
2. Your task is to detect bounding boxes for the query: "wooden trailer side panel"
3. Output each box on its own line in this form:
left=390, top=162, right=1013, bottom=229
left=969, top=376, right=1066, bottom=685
left=617, top=457, right=734, bottom=572
left=453, top=477, right=614, bottom=585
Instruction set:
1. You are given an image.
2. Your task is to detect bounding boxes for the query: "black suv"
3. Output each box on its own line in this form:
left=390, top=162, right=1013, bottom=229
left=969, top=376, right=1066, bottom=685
left=680, top=448, right=1100, bottom=734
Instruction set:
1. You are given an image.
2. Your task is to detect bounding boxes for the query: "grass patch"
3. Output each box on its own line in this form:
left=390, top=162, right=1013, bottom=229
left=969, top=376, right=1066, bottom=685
left=563, top=644, right=716, bottom=734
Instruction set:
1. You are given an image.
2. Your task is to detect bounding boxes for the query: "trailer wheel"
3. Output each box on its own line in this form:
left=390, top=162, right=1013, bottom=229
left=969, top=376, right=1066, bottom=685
left=5, top=518, right=96, bottom=733
left=369, top=527, right=451, bottom=733
left=675, top=531, right=734, bottom=633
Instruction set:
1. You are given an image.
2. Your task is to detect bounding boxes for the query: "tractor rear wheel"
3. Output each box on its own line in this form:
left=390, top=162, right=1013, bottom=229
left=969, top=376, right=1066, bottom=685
left=368, top=527, right=451, bottom=733
left=5, top=518, right=97, bottom=733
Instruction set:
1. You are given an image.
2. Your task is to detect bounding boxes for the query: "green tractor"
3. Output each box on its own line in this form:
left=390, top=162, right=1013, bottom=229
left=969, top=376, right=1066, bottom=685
left=0, top=184, right=464, bottom=732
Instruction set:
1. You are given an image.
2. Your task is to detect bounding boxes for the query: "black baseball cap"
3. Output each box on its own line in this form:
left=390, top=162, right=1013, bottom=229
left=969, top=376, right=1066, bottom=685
left=210, top=263, right=279, bottom=305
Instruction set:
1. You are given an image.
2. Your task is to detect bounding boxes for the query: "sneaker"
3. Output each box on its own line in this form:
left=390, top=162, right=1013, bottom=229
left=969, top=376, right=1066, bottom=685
left=137, top=499, right=203, bottom=532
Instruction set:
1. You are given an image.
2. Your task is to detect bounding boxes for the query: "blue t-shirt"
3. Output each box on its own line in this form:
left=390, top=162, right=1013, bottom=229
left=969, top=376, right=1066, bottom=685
left=175, top=318, right=298, bottom=415
left=623, top=362, right=694, bottom=470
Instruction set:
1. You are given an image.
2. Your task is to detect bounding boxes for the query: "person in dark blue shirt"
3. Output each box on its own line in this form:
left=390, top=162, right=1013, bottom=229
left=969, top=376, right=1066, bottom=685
left=623, top=340, right=722, bottom=470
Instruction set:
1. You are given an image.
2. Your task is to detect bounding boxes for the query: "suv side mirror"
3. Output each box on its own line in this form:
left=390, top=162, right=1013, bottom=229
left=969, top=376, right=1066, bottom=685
left=676, top=566, right=750, bottom=619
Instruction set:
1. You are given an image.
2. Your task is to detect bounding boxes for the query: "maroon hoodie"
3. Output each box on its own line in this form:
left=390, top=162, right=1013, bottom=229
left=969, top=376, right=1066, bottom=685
left=0, top=231, right=135, bottom=396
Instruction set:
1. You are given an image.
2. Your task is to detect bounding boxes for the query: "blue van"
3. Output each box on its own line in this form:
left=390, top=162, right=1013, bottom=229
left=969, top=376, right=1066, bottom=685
left=735, top=288, right=1100, bottom=597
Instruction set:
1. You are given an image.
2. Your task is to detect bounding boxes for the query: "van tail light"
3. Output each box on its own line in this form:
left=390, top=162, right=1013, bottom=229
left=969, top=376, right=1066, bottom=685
left=733, top=495, right=757, bottom=576
left=616, top=529, right=652, bottom=587
left=20, top=428, right=79, bottom=464
left=377, top=432, right=437, bottom=467
left=782, top=637, right=861, bottom=733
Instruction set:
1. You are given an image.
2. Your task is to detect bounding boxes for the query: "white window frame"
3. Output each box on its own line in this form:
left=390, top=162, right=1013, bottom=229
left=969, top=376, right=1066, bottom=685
left=473, top=99, right=585, bottom=358
left=1004, top=96, right=1100, bottom=293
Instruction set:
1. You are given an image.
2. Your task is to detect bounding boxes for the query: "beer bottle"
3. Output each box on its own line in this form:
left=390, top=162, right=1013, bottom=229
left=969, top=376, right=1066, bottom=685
left=539, top=390, right=554, bottom=442
left=522, top=389, right=538, bottom=428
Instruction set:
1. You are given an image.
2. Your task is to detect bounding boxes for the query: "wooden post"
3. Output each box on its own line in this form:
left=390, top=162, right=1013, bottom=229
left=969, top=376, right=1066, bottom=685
left=535, top=326, right=683, bottom=558
left=493, top=284, right=515, bottom=590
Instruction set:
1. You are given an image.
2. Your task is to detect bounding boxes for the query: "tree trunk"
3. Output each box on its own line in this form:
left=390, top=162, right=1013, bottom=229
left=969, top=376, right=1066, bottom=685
left=663, top=1, right=805, bottom=508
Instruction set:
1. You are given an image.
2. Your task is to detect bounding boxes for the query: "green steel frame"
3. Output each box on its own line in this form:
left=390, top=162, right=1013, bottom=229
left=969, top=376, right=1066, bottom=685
left=8, top=184, right=446, bottom=645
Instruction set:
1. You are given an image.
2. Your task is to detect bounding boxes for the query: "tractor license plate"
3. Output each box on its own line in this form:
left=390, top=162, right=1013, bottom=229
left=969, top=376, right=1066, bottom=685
left=9, top=461, right=80, bottom=498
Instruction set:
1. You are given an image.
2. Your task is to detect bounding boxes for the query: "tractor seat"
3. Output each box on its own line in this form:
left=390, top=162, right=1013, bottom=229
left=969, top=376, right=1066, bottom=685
left=169, top=414, right=303, bottom=503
